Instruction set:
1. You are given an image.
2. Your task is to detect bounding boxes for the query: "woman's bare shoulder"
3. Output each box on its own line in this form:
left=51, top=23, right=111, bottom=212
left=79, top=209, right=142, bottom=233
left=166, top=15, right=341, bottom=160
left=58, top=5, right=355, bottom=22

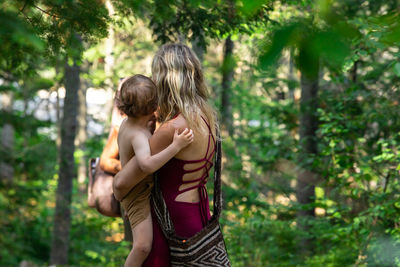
left=170, top=114, right=190, bottom=130
left=150, top=114, right=189, bottom=154
left=157, top=114, right=189, bottom=132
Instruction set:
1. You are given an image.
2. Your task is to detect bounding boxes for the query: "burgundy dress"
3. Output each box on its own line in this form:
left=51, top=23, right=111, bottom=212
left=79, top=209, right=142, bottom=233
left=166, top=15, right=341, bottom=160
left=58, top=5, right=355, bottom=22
left=143, top=118, right=216, bottom=266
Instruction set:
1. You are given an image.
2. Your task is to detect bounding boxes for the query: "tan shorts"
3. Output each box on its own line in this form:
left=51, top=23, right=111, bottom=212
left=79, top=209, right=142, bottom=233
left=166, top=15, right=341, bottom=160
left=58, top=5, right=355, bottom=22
left=121, top=175, right=153, bottom=229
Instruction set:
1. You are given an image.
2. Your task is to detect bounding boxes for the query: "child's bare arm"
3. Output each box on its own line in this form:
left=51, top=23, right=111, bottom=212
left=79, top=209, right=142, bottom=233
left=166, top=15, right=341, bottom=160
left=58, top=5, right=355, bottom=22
left=132, top=128, right=194, bottom=174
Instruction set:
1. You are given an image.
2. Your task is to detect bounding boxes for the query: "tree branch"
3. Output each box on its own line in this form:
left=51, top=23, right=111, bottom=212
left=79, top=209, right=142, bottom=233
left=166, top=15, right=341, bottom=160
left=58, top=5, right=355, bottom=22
left=383, top=171, right=390, bottom=193
left=33, top=5, right=61, bottom=18
left=19, top=1, right=28, bottom=13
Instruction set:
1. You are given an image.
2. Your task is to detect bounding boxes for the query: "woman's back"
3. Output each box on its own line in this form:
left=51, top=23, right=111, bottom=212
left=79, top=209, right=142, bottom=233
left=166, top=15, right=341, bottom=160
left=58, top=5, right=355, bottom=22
left=152, top=114, right=215, bottom=203
left=143, top=114, right=216, bottom=267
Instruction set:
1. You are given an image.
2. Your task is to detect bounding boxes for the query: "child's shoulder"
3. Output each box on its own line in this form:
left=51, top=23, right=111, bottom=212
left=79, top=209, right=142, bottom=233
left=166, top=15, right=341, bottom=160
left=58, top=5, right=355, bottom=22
left=119, top=120, right=146, bottom=140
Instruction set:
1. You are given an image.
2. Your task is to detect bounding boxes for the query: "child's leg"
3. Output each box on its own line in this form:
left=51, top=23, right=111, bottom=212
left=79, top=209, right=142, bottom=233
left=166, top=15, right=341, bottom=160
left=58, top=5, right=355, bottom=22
left=124, top=213, right=153, bottom=267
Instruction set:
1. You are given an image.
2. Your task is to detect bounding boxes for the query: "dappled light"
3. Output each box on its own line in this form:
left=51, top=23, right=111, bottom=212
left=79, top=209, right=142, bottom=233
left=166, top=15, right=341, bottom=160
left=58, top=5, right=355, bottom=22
left=1, top=0, right=400, bottom=266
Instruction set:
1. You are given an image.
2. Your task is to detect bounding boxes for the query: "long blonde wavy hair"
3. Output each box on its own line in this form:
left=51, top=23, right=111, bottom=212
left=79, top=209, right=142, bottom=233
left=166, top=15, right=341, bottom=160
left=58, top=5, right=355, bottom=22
left=151, top=43, right=218, bottom=135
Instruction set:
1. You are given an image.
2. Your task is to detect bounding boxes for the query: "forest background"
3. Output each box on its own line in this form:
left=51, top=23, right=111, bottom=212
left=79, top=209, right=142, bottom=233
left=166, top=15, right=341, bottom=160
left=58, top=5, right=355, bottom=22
left=1, top=0, right=400, bottom=266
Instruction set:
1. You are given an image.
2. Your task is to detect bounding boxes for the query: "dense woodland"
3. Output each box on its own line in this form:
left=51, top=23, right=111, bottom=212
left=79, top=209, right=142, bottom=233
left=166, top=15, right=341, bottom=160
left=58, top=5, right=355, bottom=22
left=1, top=0, right=400, bottom=266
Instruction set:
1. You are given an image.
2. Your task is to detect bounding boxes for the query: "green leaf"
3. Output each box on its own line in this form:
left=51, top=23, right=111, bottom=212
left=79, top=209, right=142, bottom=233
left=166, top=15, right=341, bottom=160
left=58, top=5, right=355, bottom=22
left=393, top=62, right=400, bottom=77
left=259, top=24, right=298, bottom=70
left=380, top=26, right=400, bottom=45
left=237, top=0, right=267, bottom=16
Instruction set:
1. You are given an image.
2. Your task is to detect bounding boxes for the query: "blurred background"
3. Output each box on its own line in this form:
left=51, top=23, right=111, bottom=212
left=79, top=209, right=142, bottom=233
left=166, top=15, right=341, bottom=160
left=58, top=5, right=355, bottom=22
left=1, top=0, right=400, bottom=266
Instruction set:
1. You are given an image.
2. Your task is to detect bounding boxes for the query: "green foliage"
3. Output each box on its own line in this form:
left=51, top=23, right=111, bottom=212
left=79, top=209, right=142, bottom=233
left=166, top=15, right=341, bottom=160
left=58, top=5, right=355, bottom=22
left=215, top=1, right=400, bottom=266
left=259, top=15, right=359, bottom=77
left=1, top=0, right=109, bottom=70
left=0, top=132, right=129, bottom=266
left=68, top=186, right=130, bottom=267
left=117, top=0, right=271, bottom=50
left=2, top=0, right=400, bottom=266
left=0, top=125, right=57, bottom=265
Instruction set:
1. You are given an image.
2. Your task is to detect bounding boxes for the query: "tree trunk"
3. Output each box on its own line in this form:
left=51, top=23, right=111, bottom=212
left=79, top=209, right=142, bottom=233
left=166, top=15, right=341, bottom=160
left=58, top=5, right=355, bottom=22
left=221, top=36, right=234, bottom=137
left=0, top=124, right=14, bottom=182
left=104, top=0, right=116, bottom=126
left=55, top=61, right=62, bottom=155
left=288, top=48, right=296, bottom=101
left=0, top=91, right=14, bottom=183
left=350, top=60, right=358, bottom=83
left=191, top=35, right=204, bottom=63
left=50, top=59, right=80, bottom=265
left=296, top=65, right=319, bottom=253
left=77, top=78, right=88, bottom=191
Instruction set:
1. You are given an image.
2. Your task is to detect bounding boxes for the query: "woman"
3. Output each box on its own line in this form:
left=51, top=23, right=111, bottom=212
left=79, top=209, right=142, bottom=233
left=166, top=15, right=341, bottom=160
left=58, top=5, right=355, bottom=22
left=113, top=43, right=218, bottom=266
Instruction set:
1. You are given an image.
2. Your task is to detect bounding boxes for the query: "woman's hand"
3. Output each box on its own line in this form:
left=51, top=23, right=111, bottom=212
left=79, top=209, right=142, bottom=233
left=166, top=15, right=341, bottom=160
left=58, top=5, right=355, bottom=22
left=172, top=128, right=194, bottom=150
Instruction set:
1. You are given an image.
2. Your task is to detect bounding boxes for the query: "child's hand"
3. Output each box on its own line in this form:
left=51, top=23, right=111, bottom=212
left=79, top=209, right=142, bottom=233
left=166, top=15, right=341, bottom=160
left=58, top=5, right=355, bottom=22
left=173, top=128, right=194, bottom=149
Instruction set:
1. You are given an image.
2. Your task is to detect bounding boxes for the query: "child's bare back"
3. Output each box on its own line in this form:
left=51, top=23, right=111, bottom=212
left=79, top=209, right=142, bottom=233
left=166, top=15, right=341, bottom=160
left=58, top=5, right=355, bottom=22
left=118, top=121, right=152, bottom=167
left=117, top=118, right=155, bottom=234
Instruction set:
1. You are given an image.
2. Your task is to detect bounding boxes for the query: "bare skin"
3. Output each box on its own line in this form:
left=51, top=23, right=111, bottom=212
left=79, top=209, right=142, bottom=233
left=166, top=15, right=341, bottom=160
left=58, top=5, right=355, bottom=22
left=99, top=126, right=121, bottom=174
left=99, top=114, right=156, bottom=175
left=113, top=114, right=215, bottom=204
left=117, top=113, right=194, bottom=267
left=118, top=114, right=194, bottom=172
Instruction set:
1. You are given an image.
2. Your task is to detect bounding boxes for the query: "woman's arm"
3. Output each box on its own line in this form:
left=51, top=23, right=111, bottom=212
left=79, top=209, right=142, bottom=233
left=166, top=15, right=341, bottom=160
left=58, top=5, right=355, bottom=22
left=113, top=121, right=177, bottom=200
left=99, top=126, right=121, bottom=174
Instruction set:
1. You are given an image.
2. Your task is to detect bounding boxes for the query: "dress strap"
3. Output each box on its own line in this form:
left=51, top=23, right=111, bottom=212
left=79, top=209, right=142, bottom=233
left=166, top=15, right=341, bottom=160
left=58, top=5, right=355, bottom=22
left=200, top=116, right=215, bottom=158
left=200, top=116, right=211, bottom=130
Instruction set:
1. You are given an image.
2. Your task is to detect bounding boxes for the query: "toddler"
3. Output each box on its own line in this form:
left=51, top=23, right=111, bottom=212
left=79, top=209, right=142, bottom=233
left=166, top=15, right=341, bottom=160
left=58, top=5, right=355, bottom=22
left=116, top=74, right=193, bottom=267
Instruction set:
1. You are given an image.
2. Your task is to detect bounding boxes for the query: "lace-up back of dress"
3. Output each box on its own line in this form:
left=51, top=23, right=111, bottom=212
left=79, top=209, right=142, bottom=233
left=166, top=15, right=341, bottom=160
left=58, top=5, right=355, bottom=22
left=157, top=116, right=216, bottom=226
left=174, top=117, right=215, bottom=202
